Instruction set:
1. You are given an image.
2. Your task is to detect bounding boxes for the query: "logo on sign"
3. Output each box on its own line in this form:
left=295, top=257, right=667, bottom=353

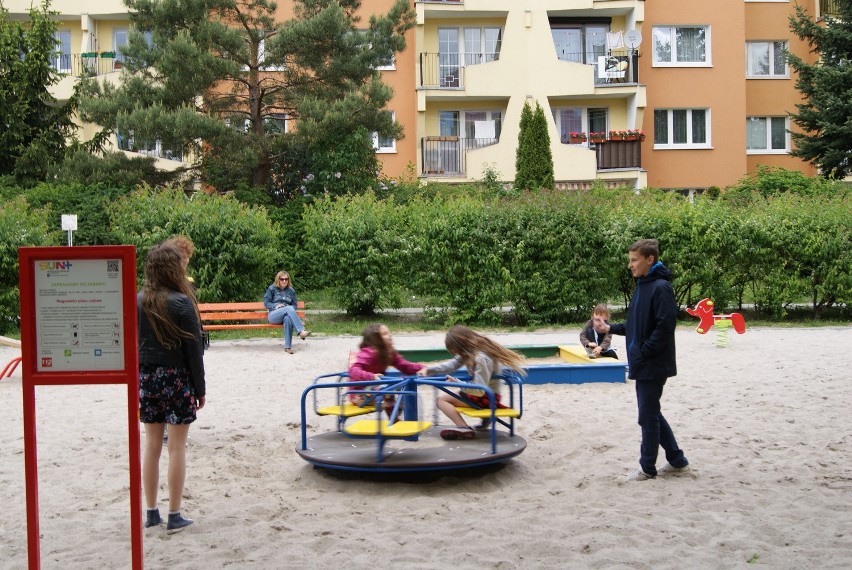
left=41, top=357, right=53, bottom=367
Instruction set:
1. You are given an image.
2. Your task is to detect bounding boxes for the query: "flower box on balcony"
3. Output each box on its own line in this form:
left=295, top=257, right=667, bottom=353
left=81, top=52, right=97, bottom=58
left=100, top=51, right=116, bottom=58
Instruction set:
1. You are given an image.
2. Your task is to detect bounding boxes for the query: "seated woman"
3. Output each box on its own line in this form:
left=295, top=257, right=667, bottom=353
left=263, top=270, right=310, bottom=353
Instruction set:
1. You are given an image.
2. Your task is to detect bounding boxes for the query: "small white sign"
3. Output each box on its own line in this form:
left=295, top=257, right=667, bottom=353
left=61, top=214, right=78, bottom=231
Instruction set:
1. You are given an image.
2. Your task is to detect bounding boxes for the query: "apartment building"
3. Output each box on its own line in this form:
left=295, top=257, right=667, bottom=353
left=5, top=0, right=835, bottom=189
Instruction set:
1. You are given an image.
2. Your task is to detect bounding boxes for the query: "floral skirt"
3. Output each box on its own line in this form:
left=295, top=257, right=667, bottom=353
left=139, top=364, right=198, bottom=425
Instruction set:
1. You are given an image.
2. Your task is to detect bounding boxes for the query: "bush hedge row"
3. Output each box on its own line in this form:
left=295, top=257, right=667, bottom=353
left=1, top=171, right=849, bottom=331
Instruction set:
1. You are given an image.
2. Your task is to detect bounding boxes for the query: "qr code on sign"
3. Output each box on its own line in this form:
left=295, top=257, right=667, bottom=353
left=107, top=260, right=119, bottom=273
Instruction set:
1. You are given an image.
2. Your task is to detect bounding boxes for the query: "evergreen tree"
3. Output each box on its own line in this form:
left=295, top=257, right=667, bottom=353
left=787, top=2, right=852, bottom=179
left=0, top=2, right=78, bottom=184
left=514, top=101, right=554, bottom=191
left=78, top=0, right=414, bottom=196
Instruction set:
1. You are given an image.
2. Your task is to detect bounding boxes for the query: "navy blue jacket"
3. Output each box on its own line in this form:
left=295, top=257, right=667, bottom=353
left=609, top=261, right=677, bottom=380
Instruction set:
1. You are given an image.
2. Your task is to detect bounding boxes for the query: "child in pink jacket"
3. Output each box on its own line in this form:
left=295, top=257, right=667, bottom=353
left=348, top=323, right=424, bottom=418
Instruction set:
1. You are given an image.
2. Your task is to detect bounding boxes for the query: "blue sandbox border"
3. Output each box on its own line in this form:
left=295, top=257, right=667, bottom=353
left=395, top=345, right=626, bottom=385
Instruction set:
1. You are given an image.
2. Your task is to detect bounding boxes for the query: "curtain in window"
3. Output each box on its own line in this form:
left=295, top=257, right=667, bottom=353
left=691, top=110, right=706, bottom=144
left=553, top=109, right=582, bottom=143
left=676, top=27, right=705, bottom=63
left=653, top=28, right=672, bottom=63
left=673, top=110, right=688, bottom=144
left=747, top=117, right=768, bottom=150
left=654, top=110, right=668, bottom=144
left=484, top=28, right=502, bottom=62
left=589, top=108, right=607, bottom=136
left=772, top=42, right=786, bottom=75
left=770, top=117, right=786, bottom=149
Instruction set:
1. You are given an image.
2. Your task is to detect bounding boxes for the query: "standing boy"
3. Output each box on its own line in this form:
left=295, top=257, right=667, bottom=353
left=598, top=239, right=689, bottom=481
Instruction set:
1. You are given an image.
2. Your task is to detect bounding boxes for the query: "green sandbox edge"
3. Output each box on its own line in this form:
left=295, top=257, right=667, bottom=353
left=398, top=345, right=560, bottom=361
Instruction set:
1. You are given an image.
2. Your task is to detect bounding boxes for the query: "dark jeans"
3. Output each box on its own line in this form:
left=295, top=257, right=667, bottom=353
left=635, top=378, right=688, bottom=476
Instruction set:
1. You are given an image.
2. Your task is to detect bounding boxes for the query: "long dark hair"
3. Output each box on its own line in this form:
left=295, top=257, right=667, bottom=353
left=359, top=323, right=394, bottom=368
left=141, top=242, right=198, bottom=349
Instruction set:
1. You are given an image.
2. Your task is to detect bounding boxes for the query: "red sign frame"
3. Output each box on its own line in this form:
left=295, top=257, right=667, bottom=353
left=18, top=246, right=141, bottom=569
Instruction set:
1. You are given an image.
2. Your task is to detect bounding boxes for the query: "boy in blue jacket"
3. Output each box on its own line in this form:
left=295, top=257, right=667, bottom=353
left=598, top=239, right=689, bottom=481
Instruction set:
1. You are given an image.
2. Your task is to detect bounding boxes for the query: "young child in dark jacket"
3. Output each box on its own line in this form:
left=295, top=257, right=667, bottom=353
left=580, top=304, right=618, bottom=359
left=598, top=239, right=689, bottom=482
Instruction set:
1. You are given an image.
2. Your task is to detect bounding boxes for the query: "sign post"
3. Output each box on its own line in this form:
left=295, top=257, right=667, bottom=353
left=17, top=246, right=141, bottom=569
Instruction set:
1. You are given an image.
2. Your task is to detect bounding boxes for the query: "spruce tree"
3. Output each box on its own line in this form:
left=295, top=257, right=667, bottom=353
left=787, top=2, right=852, bottom=179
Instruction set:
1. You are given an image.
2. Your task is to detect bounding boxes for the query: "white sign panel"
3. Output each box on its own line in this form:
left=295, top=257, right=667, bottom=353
left=34, top=258, right=125, bottom=371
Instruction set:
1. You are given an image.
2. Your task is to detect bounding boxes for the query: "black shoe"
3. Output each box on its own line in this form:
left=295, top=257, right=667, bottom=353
left=166, top=512, right=194, bottom=533
left=144, top=508, right=162, bottom=528
left=475, top=419, right=492, bottom=431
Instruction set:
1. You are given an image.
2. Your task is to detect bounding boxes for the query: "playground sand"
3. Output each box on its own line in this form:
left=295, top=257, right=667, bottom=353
left=1, top=326, right=850, bottom=569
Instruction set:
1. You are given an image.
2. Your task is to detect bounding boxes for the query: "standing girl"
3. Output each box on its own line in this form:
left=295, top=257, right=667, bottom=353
left=419, top=325, right=525, bottom=440
left=138, top=242, right=206, bottom=532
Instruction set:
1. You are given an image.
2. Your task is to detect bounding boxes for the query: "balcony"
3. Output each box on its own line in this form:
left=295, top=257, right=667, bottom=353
left=421, top=137, right=498, bottom=176
left=420, top=50, right=638, bottom=89
left=555, top=49, right=640, bottom=86
left=820, top=0, right=842, bottom=17
left=52, top=52, right=125, bottom=77
left=594, top=140, right=642, bottom=170
left=419, top=52, right=500, bottom=89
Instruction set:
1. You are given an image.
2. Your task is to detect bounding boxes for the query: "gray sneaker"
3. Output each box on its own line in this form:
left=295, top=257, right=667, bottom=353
left=658, top=462, right=690, bottom=475
left=626, top=469, right=655, bottom=481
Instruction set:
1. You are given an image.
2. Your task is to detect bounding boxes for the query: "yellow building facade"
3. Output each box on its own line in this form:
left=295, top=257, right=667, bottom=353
left=4, top=0, right=834, bottom=189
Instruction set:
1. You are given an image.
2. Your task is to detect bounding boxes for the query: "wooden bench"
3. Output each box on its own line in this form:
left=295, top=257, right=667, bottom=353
left=198, top=301, right=306, bottom=346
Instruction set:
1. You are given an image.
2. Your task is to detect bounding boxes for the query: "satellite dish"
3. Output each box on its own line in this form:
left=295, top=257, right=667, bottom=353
left=624, top=30, right=643, bottom=49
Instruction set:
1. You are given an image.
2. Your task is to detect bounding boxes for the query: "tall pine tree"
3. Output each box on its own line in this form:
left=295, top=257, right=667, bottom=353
left=79, top=0, right=414, bottom=196
left=787, top=2, right=852, bottom=179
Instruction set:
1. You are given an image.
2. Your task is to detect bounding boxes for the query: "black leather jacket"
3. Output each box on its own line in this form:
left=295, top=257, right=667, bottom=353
left=137, top=291, right=205, bottom=397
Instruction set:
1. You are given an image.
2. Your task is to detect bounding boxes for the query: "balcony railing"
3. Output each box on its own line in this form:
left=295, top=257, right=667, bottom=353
left=594, top=140, right=641, bottom=170
left=421, top=136, right=498, bottom=176
left=555, top=49, right=640, bottom=85
left=820, top=0, right=842, bottom=17
left=419, top=52, right=500, bottom=88
left=51, top=53, right=124, bottom=77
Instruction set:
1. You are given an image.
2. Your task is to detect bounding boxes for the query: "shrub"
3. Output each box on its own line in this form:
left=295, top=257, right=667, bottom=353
left=107, top=187, right=280, bottom=302
left=0, top=197, right=57, bottom=332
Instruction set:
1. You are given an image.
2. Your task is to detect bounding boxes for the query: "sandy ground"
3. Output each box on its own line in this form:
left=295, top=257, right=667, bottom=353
left=0, top=325, right=850, bottom=569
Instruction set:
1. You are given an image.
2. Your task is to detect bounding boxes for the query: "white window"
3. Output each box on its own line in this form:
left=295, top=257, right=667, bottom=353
left=654, top=109, right=710, bottom=147
left=463, top=110, right=502, bottom=146
left=746, top=41, right=788, bottom=78
left=437, top=26, right=503, bottom=86
left=551, top=25, right=607, bottom=64
left=114, top=28, right=128, bottom=63
left=372, top=111, right=396, bottom=153
left=552, top=107, right=608, bottom=144
left=747, top=116, right=788, bottom=153
left=264, top=114, right=287, bottom=134
left=53, top=31, right=71, bottom=73
left=257, top=36, right=285, bottom=71
left=652, top=25, right=710, bottom=66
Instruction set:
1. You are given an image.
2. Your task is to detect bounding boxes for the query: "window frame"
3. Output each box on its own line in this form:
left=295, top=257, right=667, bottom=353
left=551, top=106, right=609, bottom=144
left=746, top=116, right=789, bottom=154
left=746, top=40, right=789, bottom=78
left=372, top=111, right=397, bottom=154
left=653, top=108, right=711, bottom=148
left=652, top=25, right=711, bottom=67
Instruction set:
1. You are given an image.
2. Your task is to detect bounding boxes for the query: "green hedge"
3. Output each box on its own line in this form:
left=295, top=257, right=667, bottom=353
left=300, top=186, right=851, bottom=321
left=107, top=187, right=281, bottom=302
